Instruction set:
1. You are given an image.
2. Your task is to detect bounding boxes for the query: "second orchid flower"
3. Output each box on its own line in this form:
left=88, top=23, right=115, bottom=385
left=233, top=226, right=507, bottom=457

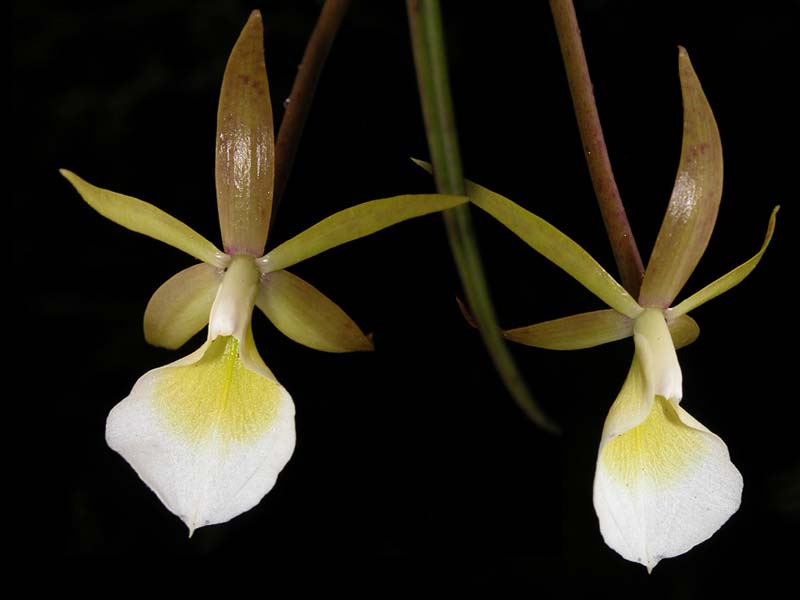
left=420, top=47, right=777, bottom=571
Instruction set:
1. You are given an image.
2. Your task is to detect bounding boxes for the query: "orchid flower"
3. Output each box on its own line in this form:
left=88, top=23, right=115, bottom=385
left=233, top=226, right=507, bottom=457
left=419, top=47, right=777, bottom=570
left=62, top=11, right=466, bottom=534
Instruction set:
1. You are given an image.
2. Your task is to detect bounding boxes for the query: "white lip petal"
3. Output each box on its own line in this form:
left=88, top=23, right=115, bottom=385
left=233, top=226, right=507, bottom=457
left=593, top=307, right=741, bottom=570
left=593, top=397, right=742, bottom=571
left=106, top=335, right=296, bottom=533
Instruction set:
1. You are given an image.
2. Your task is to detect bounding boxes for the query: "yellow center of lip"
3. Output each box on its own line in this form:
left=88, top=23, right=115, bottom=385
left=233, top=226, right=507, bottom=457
left=601, top=396, right=706, bottom=488
left=154, top=335, right=282, bottom=444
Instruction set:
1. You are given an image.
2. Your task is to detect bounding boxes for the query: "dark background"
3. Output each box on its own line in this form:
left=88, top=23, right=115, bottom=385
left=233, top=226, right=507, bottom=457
left=15, top=0, right=796, bottom=590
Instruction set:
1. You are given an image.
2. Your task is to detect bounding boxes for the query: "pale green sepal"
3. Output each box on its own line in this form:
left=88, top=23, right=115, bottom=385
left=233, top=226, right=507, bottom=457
left=504, top=309, right=632, bottom=350
left=256, top=269, right=373, bottom=353
left=61, top=169, right=228, bottom=268
left=144, top=263, right=223, bottom=350
left=669, top=206, right=778, bottom=318
left=216, top=10, right=275, bottom=256
left=462, top=176, right=642, bottom=319
left=257, top=194, right=467, bottom=273
left=639, top=48, right=723, bottom=308
left=668, top=314, right=700, bottom=349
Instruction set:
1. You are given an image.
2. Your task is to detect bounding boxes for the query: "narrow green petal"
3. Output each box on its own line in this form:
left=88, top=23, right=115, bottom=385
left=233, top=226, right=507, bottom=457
left=256, top=269, right=373, bottom=353
left=669, top=206, right=778, bottom=317
left=504, top=309, right=632, bottom=350
left=258, top=194, right=467, bottom=273
left=61, top=170, right=227, bottom=267
left=463, top=176, right=641, bottom=318
left=668, top=314, right=700, bottom=349
left=144, top=263, right=222, bottom=350
left=639, top=48, right=723, bottom=307
left=216, top=10, right=274, bottom=256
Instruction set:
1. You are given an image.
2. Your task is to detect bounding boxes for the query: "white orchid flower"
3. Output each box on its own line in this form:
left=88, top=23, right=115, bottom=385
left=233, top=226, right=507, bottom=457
left=421, top=47, right=778, bottom=570
left=63, top=11, right=466, bottom=534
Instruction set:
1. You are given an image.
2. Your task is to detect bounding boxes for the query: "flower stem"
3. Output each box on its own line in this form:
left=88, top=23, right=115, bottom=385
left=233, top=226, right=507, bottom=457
left=273, top=0, right=351, bottom=214
left=549, top=0, right=645, bottom=297
left=407, top=0, right=558, bottom=433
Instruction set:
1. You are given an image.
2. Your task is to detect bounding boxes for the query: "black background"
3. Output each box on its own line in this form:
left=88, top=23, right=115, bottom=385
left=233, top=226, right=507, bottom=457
left=15, top=0, right=797, bottom=590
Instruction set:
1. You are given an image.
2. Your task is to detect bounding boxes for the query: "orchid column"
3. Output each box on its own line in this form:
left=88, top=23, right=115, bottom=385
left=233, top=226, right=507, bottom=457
left=62, top=11, right=466, bottom=534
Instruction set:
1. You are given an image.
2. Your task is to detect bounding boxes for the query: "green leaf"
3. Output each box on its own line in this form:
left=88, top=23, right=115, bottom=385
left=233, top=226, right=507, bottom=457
left=669, top=207, right=778, bottom=317
left=216, top=10, right=275, bottom=256
left=639, top=48, right=724, bottom=308
left=504, top=309, right=632, bottom=350
left=61, top=169, right=227, bottom=267
left=258, top=193, right=467, bottom=273
left=256, top=269, right=373, bottom=353
left=408, top=0, right=558, bottom=433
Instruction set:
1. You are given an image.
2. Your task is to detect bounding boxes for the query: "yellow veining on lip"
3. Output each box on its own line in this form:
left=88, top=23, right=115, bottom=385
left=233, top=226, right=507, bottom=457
left=154, top=335, right=281, bottom=444
left=601, top=396, right=706, bottom=488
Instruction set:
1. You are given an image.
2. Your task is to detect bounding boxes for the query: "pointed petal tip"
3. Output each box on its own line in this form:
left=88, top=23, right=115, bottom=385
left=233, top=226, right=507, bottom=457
left=60, top=168, right=81, bottom=186
left=364, top=332, right=375, bottom=351
left=410, top=158, right=434, bottom=176
left=243, top=9, right=263, bottom=33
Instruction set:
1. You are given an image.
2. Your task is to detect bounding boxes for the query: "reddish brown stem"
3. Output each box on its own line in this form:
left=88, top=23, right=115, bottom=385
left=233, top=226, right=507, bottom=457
left=273, top=0, right=351, bottom=214
left=549, top=0, right=645, bottom=297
